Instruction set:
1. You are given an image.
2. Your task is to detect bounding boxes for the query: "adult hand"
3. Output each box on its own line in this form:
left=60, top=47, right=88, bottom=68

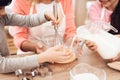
left=37, top=45, right=75, bottom=63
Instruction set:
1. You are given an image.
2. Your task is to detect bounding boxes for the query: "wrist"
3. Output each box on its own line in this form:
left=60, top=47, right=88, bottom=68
left=37, top=52, right=50, bottom=64
left=44, top=14, right=50, bottom=21
left=30, top=44, right=38, bottom=53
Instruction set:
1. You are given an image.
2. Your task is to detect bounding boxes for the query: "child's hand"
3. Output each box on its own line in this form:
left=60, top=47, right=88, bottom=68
left=110, top=53, right=120, bottom=61
left=35, top=42, right=46, bottom=53
left=85, top=40, right=97, bottom=52
left=44, top=12, right=56, bottom=22
left=44, top=12, right=61, bottom=26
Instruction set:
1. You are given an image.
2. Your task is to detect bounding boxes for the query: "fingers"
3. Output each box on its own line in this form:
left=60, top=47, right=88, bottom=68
left=74, top=38, right=82, bottom=46
left=54, top=46, right=73, bottom=56
left=45, top=11, right=63, bottom=27
left=46, top=46, right=76, bottom=63
left=61, top=53, right=74, bottom=60
left=56, top=16, right=63, bottom=25
left=111, top=53, right=120, bottom=61
left=85, top=40, right=93, bottom=47
left=62, top=49, right=72, bottom=56
left=52, top=45, right=63, bottom=51
left=44, top=12, right=56, bottom=21
left=52, top=17, right=62, bottom=26
left=55, top=52, right=75, bottom=63
left=55, top=0, right=60, bottom=3
left=52, top=14, right=63, bottom=26
left=37, top=42, right=44, bottom=48
left=111, top=56, right=119, bottom=61
left=36, top=42, right=46, bottom=53
left=85, top=40, right=97, bottom=52
left=90, top=46, right=97, bottom=52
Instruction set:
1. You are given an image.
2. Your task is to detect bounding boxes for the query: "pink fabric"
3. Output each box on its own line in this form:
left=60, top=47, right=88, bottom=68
left=11, top=0, right=76, bottom=49
left=89, top=1, right=112, bottom=23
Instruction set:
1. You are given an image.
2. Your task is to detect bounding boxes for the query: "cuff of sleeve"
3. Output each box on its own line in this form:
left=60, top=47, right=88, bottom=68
left=24, top=55, right=39, bottom=68
left=15, top=39, right=27, bottom=49
left=38, top=12, right=48, bottom=23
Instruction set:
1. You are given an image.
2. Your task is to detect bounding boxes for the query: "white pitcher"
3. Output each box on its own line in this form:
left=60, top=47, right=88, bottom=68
left=76, top=22, right=120, bottom=59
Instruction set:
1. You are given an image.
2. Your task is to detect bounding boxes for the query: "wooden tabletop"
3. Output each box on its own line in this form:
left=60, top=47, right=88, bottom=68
left=0, top=47, right=120, bottom=80
left=78, top=47, right=120, bottom=80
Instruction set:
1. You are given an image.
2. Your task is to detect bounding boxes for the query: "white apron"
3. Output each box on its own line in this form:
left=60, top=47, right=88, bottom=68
left=18, top=1, right=66, bottom=54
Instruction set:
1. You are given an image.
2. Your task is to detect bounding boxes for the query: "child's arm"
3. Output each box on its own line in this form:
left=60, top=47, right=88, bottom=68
left=3, top=13, right=55, bottom=27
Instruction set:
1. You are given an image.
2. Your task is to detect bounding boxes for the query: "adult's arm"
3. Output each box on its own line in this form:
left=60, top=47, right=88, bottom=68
left=0, top=54, right=39, bottom=73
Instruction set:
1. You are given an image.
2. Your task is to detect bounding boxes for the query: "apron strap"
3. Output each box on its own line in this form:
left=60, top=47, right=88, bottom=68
left=29, top=2, right=35, bottom=15
left=100, top=7, right=105, bottom=21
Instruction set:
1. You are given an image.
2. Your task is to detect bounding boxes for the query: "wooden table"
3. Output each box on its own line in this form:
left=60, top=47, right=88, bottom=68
left=0, top=47, right=119, bottom=80
left=78, top=47, right=120, bottom=80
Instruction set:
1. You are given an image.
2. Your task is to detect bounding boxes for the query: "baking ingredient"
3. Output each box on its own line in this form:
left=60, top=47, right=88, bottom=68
left=73, top=73, right=99, bottom=80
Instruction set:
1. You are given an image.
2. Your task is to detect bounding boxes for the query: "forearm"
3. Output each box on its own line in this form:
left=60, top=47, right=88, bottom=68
left=0, top=55, right=39, bottom=73
left=5, top=13, right=47, bottom=27
left=64, top=37, right=74, bottom=46
left=37, top=52, right=50, bottom=63
left=64, top=0, right=76, bottom=40
left=64, top=19, right=76, bottom=41
left=21, top=40, right=37, bottom=53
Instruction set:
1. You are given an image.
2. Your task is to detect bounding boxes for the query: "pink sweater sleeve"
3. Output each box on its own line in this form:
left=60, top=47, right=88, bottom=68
left=89, top=1, right=102, bottom=22
left=10, top=0, right=30, bottom=49
left=11, top=27, right=29, bottom=49
left=89, top=1, right=112, bottom=23
left=61, top=0, right=76, bottom=40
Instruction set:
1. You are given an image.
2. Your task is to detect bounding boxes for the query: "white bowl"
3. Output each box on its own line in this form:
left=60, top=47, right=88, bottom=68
left=70, top=63, right=106, bottom=80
